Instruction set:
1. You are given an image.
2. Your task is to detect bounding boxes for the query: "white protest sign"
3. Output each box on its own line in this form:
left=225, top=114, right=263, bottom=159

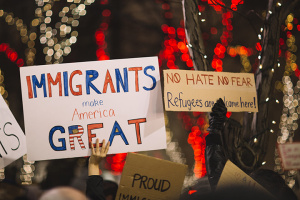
left=0, top=95, right=27, bottom=168
left=20, top=56, right=166, bottom=161
left=278, top=143, right=300, bottom=170
left=164, top=70, right=258, bottom=112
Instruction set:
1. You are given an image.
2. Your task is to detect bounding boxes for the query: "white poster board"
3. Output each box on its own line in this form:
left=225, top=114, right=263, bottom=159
left=164, top=70, right=258, bottom=112
left=0, top=95, right=27, bottom=168
left=20, top=57, right=166, bottom=161
left=278, top=143, right=300, bottom=170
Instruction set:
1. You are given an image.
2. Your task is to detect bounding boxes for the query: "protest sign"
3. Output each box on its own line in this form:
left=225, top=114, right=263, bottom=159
left=217, top=160, right=271, bottom=196
left=116, top=153, right=187, bottom=200
left=20, top=56, right=166, bottom=161
left=278, top=142, right=300, bottom=170
left=0, top=95, right=27, bottom=168
left=164, top=70, right=258, bottom=112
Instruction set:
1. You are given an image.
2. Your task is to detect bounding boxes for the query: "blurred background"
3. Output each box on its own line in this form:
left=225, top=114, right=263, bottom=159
left=1, top=0, right=300, bottom=199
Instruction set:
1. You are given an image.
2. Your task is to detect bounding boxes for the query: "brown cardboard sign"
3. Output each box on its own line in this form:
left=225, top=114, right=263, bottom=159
left=217, top=160, right=272, bottom=196
left=163, top=70, right=258, bottom=112
left=116, top=153, right=188, bottom=200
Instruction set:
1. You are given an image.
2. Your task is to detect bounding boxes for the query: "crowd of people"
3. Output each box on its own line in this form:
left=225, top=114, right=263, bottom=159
left=0, top=99, right=299, bottom=200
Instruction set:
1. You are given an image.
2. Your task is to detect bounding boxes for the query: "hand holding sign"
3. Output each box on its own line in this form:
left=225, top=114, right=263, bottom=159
left=20, top=57, right=166, bottom=161
left=88, top=138, right=110, bottom=176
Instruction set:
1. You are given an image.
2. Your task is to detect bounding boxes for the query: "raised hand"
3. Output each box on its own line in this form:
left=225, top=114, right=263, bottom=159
left=88, top=138, right=110, bottom=176
left=207, top=98, right=227, bottom=132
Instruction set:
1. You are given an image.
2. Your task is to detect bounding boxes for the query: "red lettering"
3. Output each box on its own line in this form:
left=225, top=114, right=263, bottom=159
left=196, top=74, right=203, bottom=84
left=242, top=77, right=247, bottom=86
left=186, top=74, right=194, bottom=85
left=166, top=73, right=173, bottom=84
left=247, top=78, right=253, bottom=86
left=208, top=75, right=213, bottom=85
left=88, top=123, right=103, bottom=148
left=231, top=77, right=236, bottom=85
left=103, top=110, right=108, bottom=117
left=201, top=74, right=211, bottom=84
left=26, top=76, right=33, bottom=99
left=129, top=67, right=142, bottom=92
left=128, top=118, right=146, bottom=144
left=236, top=77, right=241, bottom=86
left=69, top=70, right=82, bottom=96
left=103, top=70, right=116, bottom=93
left=47, top=72, right=62, bottom=97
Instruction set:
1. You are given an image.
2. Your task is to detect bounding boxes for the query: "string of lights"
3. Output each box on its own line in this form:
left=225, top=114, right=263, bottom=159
left=0, top=43, right=23, bottom=181
left=0, top=1, right=48, bottom=183
left=94, top=0, right=128, bottom=174
left=0, top=65, right=7, bottom=181
left=38, top=0, right=96, bottom=64
left=95, top=0, right=111, bottom=61
left=0, top=4, right=45, bottom=66
left=274, top=13, right=298, bottom=189
left=157, top=0, right=202, bottom=186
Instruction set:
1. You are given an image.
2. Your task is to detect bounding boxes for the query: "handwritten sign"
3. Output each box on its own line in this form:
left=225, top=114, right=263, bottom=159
left=217, top=160, right=271, bottom=197
left=0, top=95, right=27, bottom=168
left=163, top=70, right=258, bottom=112
left=116, top=153, right=187, bottom=200
left=20, top=57, right=166, bottom=161
left=278, top=143, right=300, bottom=170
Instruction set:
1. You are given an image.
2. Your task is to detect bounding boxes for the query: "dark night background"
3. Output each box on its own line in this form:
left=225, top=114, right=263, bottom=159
left=1, top=0, right=300, bottom=199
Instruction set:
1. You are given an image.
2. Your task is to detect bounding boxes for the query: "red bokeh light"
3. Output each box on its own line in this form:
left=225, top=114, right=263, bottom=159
left=162, top=3, right=170, bottom=10
left=181, top=53, right=189, bottom=61
left=188, top=190, right=197, bottom=195
left=100, top=0, right=108, bottom=5
left=187, top=126, right=208, bottom=178
left=0, top=43, right=8, bottom=52
left=167, top=27, right=176, bottom=35
left=161, top=24, right=169, bottom=33
left=16, top=58, right=24, bottom=67
left=226, top=112, right=232, bottom=118
left=95, top=31, right=105, bottom=42
left=256, top=42, right=262, bottom=51
left=186, top=59, right=193, bottom=67
left=211, top=27, right=218, bottom=35
left=8, top=51, right=18, bottom=62
left=102, top=9, right=111, bottom=17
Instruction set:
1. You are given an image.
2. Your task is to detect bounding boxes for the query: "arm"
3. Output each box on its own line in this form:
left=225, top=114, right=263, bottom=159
left=205, top=98, right=227, bottom=191
left=86, top=139, right=110, bottom=200
left=88, top=139, right=110, bottom=176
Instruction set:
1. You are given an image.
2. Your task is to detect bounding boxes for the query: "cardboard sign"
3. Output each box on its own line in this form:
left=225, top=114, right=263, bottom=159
left=20, top=57, right=166, bottom=161
left=278, top=143, right=300, bottom=170
left=0, top=95, right=27, bottom=168
left=164, top=70, right=258, bottom=112
left=116, top=153, right=187, bottom=200
left=217, top=160, right=271, bottom=196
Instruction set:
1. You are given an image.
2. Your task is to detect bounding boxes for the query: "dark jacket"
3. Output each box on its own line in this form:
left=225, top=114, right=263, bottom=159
left=86, top=175, right=106, bottom=200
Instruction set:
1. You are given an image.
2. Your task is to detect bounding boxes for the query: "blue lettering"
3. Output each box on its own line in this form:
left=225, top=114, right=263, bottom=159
left=143, top=65, right=157, bottom=91
left=63, top=71, right=69, bottom=96
left=115, top=68, right=129, bottom=92
left=108, top=121, right=129, bottom=145
left=86, top=70, right=101, bottom=94
left=167, top=92, right=175, bottom=108
left=49, top=126, right=67, bottom=151
left=32, top=74, right=47, bottom=98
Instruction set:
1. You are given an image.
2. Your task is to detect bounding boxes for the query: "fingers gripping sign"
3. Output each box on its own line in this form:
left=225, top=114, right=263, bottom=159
left=88, top=138, right=110, bottom=176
